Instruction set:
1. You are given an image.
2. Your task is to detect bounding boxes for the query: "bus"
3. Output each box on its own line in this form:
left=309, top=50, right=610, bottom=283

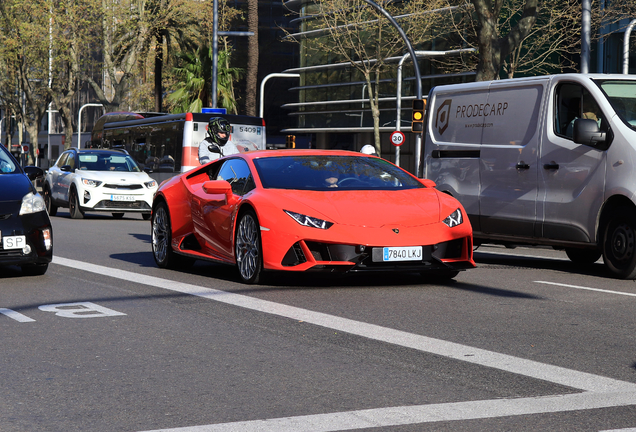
left=89, top=112, right=267, bottom=183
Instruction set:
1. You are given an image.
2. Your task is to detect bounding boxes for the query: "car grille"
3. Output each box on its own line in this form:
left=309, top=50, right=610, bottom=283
left=104, top=184, right=143, bottom=190
left=94, top=200, right=151, bottom=210
left=0, top=249, right=24, bottom=257
left=281, top=238, right=468, bottom=271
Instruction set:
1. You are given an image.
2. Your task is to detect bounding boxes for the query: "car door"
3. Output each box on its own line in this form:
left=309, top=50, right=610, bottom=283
left=49, top=152, right=69, bottom=202
left=538, top=82, right=607, bottom=244
left=57, top=151, right=77, bottom=203
left=192, top=158, right=255, bottom=262
left=478, top=82, right=545, bottom=238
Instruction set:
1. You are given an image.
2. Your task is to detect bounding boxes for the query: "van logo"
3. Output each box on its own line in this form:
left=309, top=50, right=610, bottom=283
left=392, top=228, right=399, bottom=234
left=436, top=99, right=452, bottom=135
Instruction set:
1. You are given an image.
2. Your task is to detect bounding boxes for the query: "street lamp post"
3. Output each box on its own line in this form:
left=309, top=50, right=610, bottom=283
left=77, top=104, right=104, bottom=149
left=259, top=73, right=300, bottom=119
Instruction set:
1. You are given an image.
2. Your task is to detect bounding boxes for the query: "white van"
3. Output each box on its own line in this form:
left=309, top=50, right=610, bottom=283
left=423, top=73, right=636, bottom=278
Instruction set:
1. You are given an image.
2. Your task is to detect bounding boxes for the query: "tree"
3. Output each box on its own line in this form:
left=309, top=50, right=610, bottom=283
left=286, top=0, right=447, bottom=156
left=84, top=0, right=155, bottom=113
left=49, top=0, right=102, bottom=149
left=245, top=0, right=258, bottom=116
left=0, top=0, right=52, bottom=164
left=471, top=0, right=538, bottom=81
left=444, top=0, right=636, bottom=80
left=166, top=45, right=242, bottom=114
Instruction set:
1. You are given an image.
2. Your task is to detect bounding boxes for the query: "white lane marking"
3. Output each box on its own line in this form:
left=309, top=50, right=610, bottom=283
left=51, top=256, right=636, bottom=431
left=601, top=428, right=636, bottom=432
left=52, top=256, right=635, bottom=393
left=0, top=308, right=36, bottom=323
left=138, top=392, right=636, bottom=432
left=536, top=281, right=636, bottom=298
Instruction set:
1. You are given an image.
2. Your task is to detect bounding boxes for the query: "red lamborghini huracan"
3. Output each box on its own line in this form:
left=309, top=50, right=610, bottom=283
left=151, top=149, right=475, bottom=284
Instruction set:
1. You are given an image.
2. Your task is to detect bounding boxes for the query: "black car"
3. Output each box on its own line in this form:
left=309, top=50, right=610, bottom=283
left=0, top=145, right=52, bottom=275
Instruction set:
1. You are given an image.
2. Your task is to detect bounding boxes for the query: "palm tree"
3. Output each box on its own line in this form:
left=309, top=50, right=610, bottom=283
left=167, top=44, right=242, bottom=114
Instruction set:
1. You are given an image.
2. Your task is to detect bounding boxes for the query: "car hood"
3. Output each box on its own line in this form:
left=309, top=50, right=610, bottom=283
left=270, top=188, right=444, bottom=228
left=79, top=170, right=153, bottom=183
left=0, top=173, right=33, bottom=202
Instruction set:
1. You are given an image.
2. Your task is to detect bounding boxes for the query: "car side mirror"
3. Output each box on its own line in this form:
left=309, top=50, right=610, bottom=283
left=23, top=166, right=45, bottom=181
left=573, top=118, right=608, bottom=150
left=60, top=165, right=72, bottom=172
left=202, top=180, right=232, bottom=195
left=419, top=178, right=436, bottom=188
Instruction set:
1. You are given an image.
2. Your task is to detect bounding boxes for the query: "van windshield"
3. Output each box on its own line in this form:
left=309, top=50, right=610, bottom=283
left=595, top=79, right=636, bottom=130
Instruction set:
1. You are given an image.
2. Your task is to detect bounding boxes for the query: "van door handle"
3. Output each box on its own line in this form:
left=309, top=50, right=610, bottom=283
left=543, top=162, right=559, bottom=170
left=516, top=162, right=530, bottom=170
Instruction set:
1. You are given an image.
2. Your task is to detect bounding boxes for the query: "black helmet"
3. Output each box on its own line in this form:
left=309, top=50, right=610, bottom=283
left=207, top=117, right=231, bottom=146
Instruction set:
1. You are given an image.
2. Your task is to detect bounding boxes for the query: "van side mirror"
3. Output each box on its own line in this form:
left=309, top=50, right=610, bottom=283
left=573, top=119, right=607, bottom=149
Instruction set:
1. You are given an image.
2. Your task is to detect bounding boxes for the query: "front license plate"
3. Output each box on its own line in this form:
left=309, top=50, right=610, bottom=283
left=376, top=246, right=423, bottom=262
left=3, top=235, right=26, bottom=250
left=110, top=195, right=135, bottom=202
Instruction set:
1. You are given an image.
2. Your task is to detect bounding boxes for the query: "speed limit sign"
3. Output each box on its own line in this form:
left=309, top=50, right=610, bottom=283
left=390, top=131, right=405, bottom=147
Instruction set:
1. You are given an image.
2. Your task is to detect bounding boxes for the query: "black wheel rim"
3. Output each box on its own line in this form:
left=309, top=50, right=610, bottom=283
left=152, top=206, right=170, bottom=263
left=609, top=221, right=635, bottom=267
left=236, top=214, right=260, bottom=281
left=69, top=190, right=77, bottom=216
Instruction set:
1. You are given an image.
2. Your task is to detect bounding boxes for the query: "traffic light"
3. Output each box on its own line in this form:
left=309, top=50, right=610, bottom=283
left=286, top=135, right=296, bottom=149
left=411, top=99, right=426, bottom=133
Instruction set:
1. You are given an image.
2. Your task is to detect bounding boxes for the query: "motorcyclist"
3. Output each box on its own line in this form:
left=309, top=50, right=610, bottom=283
left=198, top=117, right=240, bottom=164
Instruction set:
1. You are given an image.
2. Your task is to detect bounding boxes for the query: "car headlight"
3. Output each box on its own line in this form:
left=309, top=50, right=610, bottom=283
left=19, top=192, right=47, bottom=215
left=284, top=210, right=333, bottom=229
left=145, top=180, right=157, bottom=188
left=82, top=178, right=102, bottom=187
left=443, top=208, right=463, bottom=228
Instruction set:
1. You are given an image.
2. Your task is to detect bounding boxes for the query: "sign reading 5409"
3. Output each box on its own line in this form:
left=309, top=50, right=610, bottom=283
left=239, top=126, right=261, bottom=134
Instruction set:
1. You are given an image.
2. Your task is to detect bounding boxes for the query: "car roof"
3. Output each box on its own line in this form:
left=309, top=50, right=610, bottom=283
left=68, top=148, right=129, bottom=155
left=240, top=149, right=372, bottom=161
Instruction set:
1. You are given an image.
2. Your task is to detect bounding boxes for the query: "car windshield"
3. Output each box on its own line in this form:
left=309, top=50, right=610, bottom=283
left=0, top=148, right=18, bottom=174
left=595, top=79, right=636, bottom=130
left=77, top=153, right=141, bottom=172
left=253, top=155, right=424, bottom=191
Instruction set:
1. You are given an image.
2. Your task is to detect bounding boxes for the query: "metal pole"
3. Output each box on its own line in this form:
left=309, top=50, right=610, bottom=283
left=259, top=73, right=300, bottom=118
left=623, top=19, right=636, bottom=74
left=47, top=6, right=53, bottom=168
left=212, top=0, right=219, bottom=108
left=581, top=0, right=591, bottom=74
left=77, top=104, right=104, bottom=149
left=360, top=0, right=423, bottom=176
left=394, top=49, right=476, bottom=169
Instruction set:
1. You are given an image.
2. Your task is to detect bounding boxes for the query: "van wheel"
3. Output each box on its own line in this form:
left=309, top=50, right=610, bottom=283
left=602, top=207, right=636, bottom=279
left=565, top=248, right=602, bottom=264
